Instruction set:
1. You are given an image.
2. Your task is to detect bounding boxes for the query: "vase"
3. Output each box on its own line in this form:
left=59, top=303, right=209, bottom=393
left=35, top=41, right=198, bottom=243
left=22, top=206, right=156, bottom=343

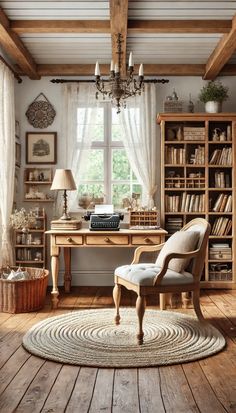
left=205, top=101, right=222, bottom=113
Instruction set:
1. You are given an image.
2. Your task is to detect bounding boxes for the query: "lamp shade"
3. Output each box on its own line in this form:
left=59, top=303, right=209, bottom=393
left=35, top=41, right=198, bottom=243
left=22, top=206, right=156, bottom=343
left=50, top=169, right=77, bottom=191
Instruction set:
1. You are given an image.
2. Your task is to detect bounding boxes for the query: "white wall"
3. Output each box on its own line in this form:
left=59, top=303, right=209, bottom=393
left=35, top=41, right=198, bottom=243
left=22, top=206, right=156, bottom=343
left=15, top=75, right=236, bottom=286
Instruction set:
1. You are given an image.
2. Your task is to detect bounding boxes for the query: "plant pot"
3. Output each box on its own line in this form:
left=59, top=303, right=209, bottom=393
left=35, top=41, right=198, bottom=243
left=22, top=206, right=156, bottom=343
left=205, top=101, right=222, bottom=113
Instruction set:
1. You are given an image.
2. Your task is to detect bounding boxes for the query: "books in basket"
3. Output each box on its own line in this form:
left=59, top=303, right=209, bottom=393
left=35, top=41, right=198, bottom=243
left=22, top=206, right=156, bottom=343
left=51, top=219, right=82, bottom=230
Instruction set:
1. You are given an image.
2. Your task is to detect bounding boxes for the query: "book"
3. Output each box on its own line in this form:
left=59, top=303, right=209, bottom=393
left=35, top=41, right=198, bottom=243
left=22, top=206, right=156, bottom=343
left=51, top=220, right=82, bottom=230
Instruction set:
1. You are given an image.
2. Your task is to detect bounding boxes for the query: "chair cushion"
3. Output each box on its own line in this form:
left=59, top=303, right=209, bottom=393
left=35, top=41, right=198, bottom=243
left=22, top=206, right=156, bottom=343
left=155, top=231, right=199, bottom=273
left=115, top=264, right=194, bottom=286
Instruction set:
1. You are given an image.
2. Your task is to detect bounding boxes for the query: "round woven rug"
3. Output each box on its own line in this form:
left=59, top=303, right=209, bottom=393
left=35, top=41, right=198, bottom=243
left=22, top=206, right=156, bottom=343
left=22, top=309, right=225, bottom=368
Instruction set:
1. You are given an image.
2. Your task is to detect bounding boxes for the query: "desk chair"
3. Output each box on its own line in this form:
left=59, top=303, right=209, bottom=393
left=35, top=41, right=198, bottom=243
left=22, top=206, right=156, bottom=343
left=113, top=218, right=211, bottom=344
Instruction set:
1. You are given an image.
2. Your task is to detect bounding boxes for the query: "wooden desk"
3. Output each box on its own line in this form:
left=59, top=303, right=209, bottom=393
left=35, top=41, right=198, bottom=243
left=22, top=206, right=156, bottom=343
left=46, top=228, right=167, bottom=308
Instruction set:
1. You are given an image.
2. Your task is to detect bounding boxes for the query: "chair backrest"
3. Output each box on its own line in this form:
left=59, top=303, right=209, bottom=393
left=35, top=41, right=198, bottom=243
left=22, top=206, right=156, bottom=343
left=180, top=218, right=211, bottom=279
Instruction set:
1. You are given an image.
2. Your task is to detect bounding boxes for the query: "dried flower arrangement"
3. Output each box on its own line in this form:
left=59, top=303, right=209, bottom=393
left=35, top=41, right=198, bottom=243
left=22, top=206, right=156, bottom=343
left=10, top=208, right=37, bottom=231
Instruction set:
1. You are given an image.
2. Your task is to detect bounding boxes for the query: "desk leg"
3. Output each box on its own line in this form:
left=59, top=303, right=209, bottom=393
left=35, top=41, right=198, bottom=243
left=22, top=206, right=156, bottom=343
left=51, top=254, right=59, bottom=309
left=64, top=247, right=71, bottom=293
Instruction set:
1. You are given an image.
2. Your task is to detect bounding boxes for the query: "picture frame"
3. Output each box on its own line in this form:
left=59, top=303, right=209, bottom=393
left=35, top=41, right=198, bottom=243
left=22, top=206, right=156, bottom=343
left=26, top=132, right=57, bottom=164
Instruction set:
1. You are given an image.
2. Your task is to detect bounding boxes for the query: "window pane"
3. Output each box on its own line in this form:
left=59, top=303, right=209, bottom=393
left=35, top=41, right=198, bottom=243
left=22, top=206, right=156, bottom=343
left=78, top=184, right=104, bottom=208
left=112, top=184, right=130, bottom=208
left=80, top=149, right=104, bottom=180
left=111, top=108, right=123, bottom=141
left=77, top=107, right=104, bottom=142
left=132, top=184, right=142, bottom=196
left=112, top=149, right=130, bottom=180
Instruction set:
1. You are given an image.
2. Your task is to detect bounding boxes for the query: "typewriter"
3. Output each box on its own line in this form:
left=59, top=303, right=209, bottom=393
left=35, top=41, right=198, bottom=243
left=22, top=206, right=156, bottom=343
left=84, top=211, right=124, bottom=231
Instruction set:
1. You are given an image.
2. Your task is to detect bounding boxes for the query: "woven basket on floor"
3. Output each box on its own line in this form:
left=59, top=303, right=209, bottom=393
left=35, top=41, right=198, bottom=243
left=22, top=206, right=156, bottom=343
left=0, top=267, right=49, bottom=313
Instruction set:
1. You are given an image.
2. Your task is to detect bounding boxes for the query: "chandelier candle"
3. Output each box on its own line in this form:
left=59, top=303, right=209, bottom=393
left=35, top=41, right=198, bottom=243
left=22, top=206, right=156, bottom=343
left=95, top=33, right=144, bottom=113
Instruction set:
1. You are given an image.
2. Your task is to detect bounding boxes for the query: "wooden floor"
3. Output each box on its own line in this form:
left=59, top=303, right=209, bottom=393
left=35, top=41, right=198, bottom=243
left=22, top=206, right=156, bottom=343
left=0, top=287, right=236, bottom=413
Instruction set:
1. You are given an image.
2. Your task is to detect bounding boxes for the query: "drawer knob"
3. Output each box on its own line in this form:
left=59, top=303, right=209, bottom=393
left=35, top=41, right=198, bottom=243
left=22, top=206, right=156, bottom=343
left=104, top=237, right=111, bottom=243
left=144, top=237, right=152, bottom=244
left=67, top=237, right=73, bottom=243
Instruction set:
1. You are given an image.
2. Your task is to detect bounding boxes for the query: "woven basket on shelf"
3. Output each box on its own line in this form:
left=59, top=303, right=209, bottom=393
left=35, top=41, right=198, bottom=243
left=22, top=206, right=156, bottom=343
left=0, top=267, right=49, bottom=313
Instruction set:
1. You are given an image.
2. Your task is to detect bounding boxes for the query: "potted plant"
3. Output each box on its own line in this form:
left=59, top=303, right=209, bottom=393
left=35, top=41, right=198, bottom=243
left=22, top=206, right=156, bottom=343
left=199, top=80, right=229, bottom=113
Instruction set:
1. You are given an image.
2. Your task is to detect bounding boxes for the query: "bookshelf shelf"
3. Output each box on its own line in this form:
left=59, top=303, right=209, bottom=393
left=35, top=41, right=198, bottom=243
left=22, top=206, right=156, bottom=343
left=158, top=113, right=236, bottom=289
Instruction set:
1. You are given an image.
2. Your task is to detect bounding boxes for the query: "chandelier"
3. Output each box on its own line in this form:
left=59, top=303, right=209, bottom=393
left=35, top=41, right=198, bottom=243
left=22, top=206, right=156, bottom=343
left=94, top=33, right=144, bottom=113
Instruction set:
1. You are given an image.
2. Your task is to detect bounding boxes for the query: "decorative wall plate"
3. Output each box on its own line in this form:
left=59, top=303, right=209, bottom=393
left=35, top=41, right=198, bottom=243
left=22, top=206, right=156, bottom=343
left=25, top=93, right=56, bottom=128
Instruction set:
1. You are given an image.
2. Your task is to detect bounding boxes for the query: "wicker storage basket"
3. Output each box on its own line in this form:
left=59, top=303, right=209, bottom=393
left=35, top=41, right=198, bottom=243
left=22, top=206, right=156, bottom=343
left=0, top=267, right=49, bottom=313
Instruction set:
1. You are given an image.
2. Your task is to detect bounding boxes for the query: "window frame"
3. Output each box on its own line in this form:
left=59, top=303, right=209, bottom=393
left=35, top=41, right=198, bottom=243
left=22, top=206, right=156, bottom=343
left=77, top=102, right=141, bottom=207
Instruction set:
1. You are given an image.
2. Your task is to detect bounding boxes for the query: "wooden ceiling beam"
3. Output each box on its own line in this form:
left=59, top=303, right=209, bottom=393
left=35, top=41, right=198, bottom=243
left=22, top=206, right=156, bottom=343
left=204, top=16, right=236, bottom=80
left=128, top=19, right=231, bottom=34
left=35, top=63, right=205, bottom=77
left=10, top=19, right=231, bottom=35
left=0, top=9, right=39, bottom=79
left=109, top=0, right=128, bottom=77
left=11, top=20, right=110, bottom=34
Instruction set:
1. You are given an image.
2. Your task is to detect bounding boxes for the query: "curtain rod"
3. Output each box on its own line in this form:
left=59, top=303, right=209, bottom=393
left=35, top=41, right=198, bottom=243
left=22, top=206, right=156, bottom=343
left=0, top=55, right=22, bottom=83
left=51, top=78, right=169, bottom=84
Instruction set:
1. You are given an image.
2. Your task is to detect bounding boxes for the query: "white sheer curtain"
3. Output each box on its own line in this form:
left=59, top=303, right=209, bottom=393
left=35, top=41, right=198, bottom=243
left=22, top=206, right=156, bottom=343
left=120, top=83, right=158, bottom=208
left=0, top=60, right=15, bottom=265
left=61, top=82, right=100, bottom=211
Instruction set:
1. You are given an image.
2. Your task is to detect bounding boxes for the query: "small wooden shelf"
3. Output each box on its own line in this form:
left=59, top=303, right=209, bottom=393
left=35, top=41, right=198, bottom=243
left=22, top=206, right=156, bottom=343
left=14, top=208, right=47, bottom=268
left=24, top=167, right=54, bottom=202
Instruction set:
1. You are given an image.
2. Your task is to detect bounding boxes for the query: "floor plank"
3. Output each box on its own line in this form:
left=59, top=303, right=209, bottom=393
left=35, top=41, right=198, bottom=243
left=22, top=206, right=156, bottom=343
left=182, top=362, right=227, bottom=413
left=159, top=364, right=200, bottom=412
left=138, top=368, right=165, bottom=413
left=89, top=368, right=114, bottom=413
left=112, top=369, right=139, bottom=413
left=0, top=356, right=44, bottom=413
left=15, top=361, right=61, bottom=413
left=41, top=365, right=80, bottom=413
left=65, top=367, right=97, bottom=413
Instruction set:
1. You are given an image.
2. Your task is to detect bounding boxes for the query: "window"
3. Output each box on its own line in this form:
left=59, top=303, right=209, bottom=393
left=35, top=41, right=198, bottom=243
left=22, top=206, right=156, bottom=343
left=77, top=103, right=142, bottom=208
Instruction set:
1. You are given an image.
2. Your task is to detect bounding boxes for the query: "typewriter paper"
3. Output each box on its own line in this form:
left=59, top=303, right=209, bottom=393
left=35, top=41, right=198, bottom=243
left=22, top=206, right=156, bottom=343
left=95, top=204, right=114, bottom=214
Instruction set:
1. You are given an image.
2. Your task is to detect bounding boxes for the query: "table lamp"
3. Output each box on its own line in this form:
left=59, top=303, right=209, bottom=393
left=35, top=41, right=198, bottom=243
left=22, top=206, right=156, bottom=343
left=51, top=169, right=77, bottom=220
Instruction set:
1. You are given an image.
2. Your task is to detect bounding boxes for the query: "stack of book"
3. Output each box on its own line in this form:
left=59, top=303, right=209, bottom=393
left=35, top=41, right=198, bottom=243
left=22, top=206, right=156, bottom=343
left=212, top=194, right=232, bottom=212
left=211, top=217, right=232, bottom=236
left=214, top=171, right=231, bottom=188
left=183, top=127, right=205, bottom=141
left=166, top=217, right=183, bottom=234
left=51, top=220, right=82, bottom=230
left=209, top=243, right=232, bottom=260
left=165, top=147, right=186, bottom=164
left=209, top=147, right=232, bottom=165
left=165, top=193, right=205, bottom=212
left=188, top=146, right=205, bottom=164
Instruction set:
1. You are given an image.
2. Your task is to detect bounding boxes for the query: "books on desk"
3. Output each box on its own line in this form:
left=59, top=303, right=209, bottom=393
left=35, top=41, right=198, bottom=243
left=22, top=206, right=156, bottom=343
left=51, top=220, right=82, bottom=230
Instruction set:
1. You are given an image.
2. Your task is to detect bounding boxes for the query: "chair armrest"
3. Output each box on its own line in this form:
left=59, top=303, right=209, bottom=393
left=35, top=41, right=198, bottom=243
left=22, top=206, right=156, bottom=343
left=153, top=249, right=200, bottom=285
left=131, top=243, right=165, bottom=264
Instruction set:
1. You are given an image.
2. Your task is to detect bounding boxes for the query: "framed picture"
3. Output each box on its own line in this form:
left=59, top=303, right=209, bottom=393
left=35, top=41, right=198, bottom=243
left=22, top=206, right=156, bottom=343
left=15, top=137, right=21, bottom=167
left=26, top=132, right=57, bottom=164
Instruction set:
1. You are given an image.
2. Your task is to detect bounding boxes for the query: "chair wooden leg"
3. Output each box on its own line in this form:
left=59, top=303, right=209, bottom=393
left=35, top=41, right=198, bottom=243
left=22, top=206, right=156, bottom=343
left=136, top=295, right=146, bottom=345
left=192, top=288, right=205, bottom=322
left=113, top=283, right=121, bottom=325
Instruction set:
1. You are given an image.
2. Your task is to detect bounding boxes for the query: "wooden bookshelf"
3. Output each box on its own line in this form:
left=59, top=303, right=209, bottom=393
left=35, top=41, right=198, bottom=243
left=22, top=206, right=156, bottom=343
left=157, top=113, right=236, bottom=289
left=14, top=208, right=47, bottom=268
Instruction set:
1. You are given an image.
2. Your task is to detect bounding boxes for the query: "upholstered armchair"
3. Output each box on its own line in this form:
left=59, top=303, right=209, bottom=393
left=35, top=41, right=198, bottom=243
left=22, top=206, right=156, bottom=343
left=113, top=218, right=211, bottom=345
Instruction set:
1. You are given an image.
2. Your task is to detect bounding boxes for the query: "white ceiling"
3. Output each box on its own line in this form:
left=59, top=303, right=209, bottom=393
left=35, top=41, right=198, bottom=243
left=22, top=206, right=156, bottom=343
left=1, top=1, right=236, bottom=67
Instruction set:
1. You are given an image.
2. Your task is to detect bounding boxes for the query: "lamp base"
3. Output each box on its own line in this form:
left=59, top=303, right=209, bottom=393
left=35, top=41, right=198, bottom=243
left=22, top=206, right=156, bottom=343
left=59, top=213, right=72, bottom=221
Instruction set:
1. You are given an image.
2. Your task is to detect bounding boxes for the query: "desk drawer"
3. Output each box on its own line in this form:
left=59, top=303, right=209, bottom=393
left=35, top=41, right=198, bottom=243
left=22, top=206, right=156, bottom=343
left=55, top=235, right=83, bottom=245
left=86, top=235, right=129, bottom=245
left=131, top=235, right=161, bottom=245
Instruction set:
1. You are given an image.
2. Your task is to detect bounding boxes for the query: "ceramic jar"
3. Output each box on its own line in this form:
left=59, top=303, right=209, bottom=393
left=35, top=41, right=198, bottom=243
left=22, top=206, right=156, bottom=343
left=205, top=101, right=222, bottom=113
